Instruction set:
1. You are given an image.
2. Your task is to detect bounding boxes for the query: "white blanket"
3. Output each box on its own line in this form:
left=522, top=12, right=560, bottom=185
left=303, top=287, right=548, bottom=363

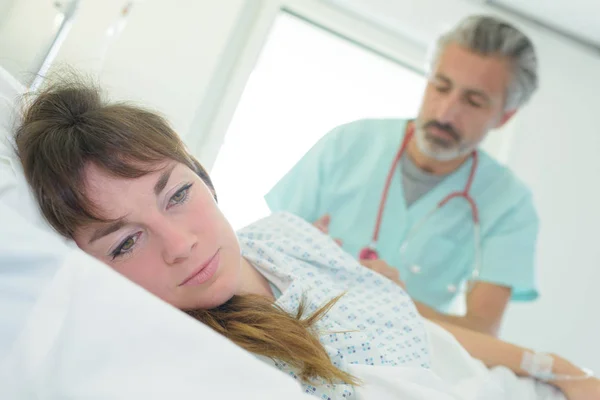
left=426, top=320, right=565, bottom=400
left=347, top=320, right=566, bottom=400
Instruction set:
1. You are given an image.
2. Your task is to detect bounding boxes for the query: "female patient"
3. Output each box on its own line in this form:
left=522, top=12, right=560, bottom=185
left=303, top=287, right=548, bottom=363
left=15, top=81, right=598, bottom=399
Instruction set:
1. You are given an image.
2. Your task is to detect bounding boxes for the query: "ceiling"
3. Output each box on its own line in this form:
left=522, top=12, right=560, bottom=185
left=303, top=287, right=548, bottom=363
left=325, top=0, right=600, bottom=53
left=488, top=0, right=600, bottom=48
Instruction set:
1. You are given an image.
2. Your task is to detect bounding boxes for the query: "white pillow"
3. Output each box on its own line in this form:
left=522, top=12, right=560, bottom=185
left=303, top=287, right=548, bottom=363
left=0, top=65, right=24, bottom=101
left=0, top=201, right=315, bottom=399
left=0, top=66, right=56, bottom=233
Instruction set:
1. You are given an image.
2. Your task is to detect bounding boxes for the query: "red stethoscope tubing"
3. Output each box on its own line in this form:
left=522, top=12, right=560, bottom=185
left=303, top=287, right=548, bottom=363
left=359, top=123, right=479, bottom=261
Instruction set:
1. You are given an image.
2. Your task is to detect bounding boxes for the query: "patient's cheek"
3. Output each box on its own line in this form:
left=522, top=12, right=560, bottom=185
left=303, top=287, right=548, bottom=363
left=119, top=253, right=166, bottom=286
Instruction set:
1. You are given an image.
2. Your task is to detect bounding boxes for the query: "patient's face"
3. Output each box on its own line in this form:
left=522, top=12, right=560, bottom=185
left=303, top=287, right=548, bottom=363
left=72, top=161, right=242, bottom=310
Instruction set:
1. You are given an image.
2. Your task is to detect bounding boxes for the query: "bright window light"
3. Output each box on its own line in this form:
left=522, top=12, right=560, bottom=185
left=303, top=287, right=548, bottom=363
left=211, top=12, right=426, bottom=229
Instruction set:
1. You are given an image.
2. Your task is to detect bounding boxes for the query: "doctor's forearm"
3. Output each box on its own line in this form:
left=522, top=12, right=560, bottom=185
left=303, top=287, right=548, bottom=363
left=414, top=301, right=499, bottom=336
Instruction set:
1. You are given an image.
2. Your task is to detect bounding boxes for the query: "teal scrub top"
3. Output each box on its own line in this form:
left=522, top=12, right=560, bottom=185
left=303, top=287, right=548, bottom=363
left=264, top=118, right=539, bottom=313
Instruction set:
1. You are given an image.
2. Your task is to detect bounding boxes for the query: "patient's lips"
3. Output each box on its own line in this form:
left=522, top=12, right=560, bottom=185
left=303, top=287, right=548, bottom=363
left=179, top=250, right=220, bottom=286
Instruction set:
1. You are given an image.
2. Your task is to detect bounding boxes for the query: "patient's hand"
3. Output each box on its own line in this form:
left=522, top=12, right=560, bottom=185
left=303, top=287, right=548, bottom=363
left=558, top=377, right=600, bottom=400
left=313, top=214, right=343, bottom=246
left=360, top=259, right=405, bottom=289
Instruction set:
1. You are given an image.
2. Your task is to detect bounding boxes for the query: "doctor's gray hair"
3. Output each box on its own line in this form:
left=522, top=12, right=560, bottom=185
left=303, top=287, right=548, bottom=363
left=427, top=15, right=538, bottom=110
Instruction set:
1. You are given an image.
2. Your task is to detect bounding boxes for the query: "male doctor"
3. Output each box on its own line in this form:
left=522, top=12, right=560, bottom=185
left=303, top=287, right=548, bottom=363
left=265, top=15, right=540, bottom=336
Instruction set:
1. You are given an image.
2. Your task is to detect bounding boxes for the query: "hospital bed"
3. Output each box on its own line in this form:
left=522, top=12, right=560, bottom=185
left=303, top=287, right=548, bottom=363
left=0, top=66, right=566, bottom=400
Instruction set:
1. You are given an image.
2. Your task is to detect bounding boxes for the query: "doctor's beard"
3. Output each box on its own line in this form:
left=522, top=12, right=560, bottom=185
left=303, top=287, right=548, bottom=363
left=415, top=120, right=480, bottom=162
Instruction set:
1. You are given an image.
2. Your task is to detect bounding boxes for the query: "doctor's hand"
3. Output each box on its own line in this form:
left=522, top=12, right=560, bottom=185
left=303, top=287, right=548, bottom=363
left=360, top=259, right=406, bottom=289
left=313, top=214, right=343, bottom=246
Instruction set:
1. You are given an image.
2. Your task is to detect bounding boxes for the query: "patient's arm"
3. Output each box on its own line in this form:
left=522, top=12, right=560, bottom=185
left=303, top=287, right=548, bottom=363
left=434, top=320, right=600, bottom=399
left=415, top=281, right=511, bottom=336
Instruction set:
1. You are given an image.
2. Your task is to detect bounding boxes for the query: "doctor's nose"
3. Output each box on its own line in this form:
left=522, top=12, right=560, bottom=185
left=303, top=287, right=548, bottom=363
left=435, top=94, right=461, bottom=125
left=160, top=220, right=198, bottom=265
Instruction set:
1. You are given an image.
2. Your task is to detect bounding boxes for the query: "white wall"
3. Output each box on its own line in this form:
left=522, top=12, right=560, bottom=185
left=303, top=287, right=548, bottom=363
left=3, top=0, right=255, bottom=159
left=502, top=35, right=600, bottom=369
left=0, top=0, right=18, bottom=26
left=0, top=0, right=61, bottom=82
left=326, top=0, right=600, bottom=371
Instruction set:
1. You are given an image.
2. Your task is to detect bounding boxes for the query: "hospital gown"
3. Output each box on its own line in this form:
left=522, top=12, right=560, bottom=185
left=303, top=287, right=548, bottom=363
left=237, top=212, right=431, bottom=399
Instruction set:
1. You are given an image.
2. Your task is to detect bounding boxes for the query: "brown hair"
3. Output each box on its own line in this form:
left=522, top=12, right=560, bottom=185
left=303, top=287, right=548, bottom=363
left=15, top=80, right=357, bottom=386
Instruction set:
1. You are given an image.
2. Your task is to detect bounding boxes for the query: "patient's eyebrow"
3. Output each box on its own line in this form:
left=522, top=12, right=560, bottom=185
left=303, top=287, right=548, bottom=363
left=89, top=219, right=127, bottom=244
left=154, top=165, right=177, bottom=196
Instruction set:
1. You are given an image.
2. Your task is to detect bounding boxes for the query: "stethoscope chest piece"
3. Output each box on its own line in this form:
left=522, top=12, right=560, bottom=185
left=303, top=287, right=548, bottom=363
left=359, top=246, right=379, bottom=261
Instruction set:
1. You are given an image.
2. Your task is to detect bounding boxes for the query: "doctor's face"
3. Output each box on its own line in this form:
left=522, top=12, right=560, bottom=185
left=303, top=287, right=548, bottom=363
left=72, top=161, right=243, bottom=311
left=415, top=43, right=516, bottom=161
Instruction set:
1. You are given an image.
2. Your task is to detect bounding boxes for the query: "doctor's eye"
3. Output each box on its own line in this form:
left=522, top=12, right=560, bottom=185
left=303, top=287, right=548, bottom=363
left=435, top=84, right=450, bottom=93
left=465, top=92, right=488, bottom=109
left=465, top=94, right=485, bottom=108
left=467, top=98, right=483, bottom=108
left=430, top=76, right=451, bottom=94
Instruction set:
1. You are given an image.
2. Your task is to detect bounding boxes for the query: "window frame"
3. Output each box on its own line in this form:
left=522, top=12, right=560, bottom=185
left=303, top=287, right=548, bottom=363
left=186, top=0, right=427, bottom=171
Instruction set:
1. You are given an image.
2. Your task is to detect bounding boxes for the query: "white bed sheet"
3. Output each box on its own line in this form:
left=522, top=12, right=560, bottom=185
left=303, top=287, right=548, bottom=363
left=344, top=320, right=566, bottom=399
left=424, top=319, right=565, bottom=400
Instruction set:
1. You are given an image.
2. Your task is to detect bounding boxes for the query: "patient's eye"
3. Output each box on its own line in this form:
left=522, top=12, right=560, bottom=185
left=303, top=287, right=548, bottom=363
left=121, top=237, right=135, bottom=251
left=168, top=183, right=193, bottom=209
left=111, top=232, right=141, bottom=259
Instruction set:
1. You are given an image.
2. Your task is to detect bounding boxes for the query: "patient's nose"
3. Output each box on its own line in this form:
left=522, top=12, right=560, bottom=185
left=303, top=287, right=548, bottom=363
left=159, top=219, right=198, bottom=265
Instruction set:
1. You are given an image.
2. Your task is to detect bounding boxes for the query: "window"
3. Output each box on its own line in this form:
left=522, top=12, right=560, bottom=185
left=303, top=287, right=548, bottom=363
left=211, top=12, right=426, bottom=229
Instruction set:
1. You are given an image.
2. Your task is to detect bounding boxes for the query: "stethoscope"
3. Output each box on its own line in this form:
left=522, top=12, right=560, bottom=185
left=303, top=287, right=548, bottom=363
left=358, top=123, right=482, bottom=293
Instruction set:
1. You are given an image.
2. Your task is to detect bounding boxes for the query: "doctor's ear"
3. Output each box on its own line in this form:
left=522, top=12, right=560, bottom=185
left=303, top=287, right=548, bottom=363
left=495, top=109, right=517, bottom=128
